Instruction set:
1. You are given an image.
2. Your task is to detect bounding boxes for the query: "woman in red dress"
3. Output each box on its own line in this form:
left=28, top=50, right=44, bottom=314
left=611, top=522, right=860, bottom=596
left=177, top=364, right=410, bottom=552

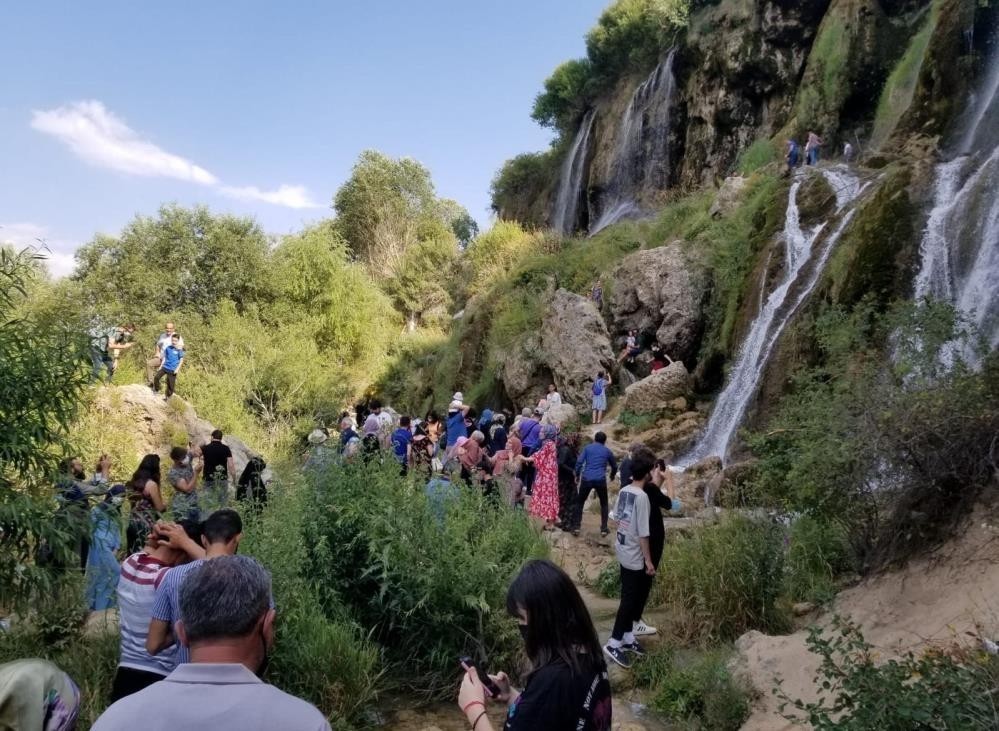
left=528, top=424, right=560, bottom=528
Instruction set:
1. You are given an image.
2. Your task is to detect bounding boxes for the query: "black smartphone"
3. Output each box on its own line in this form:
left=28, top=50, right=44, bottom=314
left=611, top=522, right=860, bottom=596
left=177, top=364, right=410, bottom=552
left=459, top=656, right=502, bottom=698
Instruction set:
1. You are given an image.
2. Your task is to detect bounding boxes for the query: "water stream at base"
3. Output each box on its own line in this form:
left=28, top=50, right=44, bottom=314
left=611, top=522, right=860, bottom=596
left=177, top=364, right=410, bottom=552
left=679, top=167, right=865, bottom=467
left=551, top=109, right=597, bottom=235
left=589, top=50, right=678, bottom=236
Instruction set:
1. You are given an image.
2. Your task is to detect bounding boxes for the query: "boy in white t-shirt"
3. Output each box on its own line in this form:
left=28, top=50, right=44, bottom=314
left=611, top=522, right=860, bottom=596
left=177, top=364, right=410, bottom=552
left=603, top=454, right=656, bottom=669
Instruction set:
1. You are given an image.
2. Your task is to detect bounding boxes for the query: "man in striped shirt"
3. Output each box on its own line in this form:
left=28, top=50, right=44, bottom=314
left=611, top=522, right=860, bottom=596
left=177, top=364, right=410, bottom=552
left=110, top=520, right=205, bottom=702
left=146, top=510, right=243, bottom=666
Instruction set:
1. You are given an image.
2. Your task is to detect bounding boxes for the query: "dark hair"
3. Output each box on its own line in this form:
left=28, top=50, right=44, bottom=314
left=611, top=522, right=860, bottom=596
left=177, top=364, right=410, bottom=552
left=137, top=454, right=161, bottom=485
left=170, top=446, right=188, bottom=462
left=178, top=518, right=203, bottom=545
left=506, top=560, right=603, bottom=677
left=597, top=371, right=605, bottom=379
left=211, top=429, right=223, bottom=440
left=369, top=399, right=382, bottom=410
left=399, top=415, right=411, bottom=427
left=594, top=432, right=607, bottom=444
left=202, top=509, right=242, bottom=544
left=629, top=454, right=655, bottom=482
left=425, top=411, right=440, bottom=424
left=655, top=458, right=667, bottom=472
left=59, top=456, right=78, bottom=474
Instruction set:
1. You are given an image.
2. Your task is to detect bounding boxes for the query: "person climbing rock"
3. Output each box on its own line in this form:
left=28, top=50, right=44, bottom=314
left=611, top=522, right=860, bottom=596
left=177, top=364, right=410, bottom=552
left=617, top=330, right=639, bottom=363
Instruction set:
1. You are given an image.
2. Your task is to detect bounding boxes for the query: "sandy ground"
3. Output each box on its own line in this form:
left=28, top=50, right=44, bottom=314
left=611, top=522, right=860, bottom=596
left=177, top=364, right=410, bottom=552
left=736, top=508, right=999, bottom=730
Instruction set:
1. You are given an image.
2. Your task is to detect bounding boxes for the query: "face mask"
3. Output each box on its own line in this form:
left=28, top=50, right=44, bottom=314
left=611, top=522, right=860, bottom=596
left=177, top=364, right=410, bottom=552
left=518, top=623, right=529, bottom=644
left=111, top=496, right=124, bottom=506
left=257, top=628, right=270, bottom=679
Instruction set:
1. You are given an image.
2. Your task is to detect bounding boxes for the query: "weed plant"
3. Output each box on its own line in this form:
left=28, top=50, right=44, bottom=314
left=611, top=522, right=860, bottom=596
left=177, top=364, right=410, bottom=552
left=303, top=460, right=548, bottom=699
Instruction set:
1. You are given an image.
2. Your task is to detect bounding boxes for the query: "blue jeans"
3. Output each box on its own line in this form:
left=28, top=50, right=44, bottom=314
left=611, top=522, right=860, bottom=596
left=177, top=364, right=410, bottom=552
left=90, top=348, right=114, bottom=383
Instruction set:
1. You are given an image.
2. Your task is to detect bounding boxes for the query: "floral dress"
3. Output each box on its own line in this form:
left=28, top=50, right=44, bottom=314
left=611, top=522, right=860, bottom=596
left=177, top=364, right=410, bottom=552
left=528, top=440, right=559, bottom=523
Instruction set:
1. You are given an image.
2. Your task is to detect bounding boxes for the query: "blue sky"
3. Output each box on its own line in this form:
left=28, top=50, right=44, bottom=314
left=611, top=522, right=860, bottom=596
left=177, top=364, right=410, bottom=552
left=0, top=1, right=606, bottom=275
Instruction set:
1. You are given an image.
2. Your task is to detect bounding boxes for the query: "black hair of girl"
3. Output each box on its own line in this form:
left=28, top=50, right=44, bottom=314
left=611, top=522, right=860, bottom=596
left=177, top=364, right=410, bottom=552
left=425, top=411, right=440, bottom=424
left=506, top=559, right=603, bottom=677
left=137, top=454, right=161, bottom=485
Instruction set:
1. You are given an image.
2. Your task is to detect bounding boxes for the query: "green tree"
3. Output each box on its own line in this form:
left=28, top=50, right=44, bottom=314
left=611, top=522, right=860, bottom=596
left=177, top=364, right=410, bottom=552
left=437, top=198, right=479, bottom=248
left=532, top=59, right=594, bottom=135
left=0, top=248, right=92, bottom=608
left=72, top=204, right=271, bottom=321
left=333, top=150, right=438, bottom=278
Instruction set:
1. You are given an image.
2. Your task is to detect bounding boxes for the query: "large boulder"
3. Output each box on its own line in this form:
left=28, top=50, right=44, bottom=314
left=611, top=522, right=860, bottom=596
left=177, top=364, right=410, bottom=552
left=542, top=403, right=580, bottom=429
left=608, top=242, right=708, bottom=362
left=621, top=362, right=692, bottom=415
left=540, top=289, right=615, bottom=409
left=500, top=332, right=550, bottom=409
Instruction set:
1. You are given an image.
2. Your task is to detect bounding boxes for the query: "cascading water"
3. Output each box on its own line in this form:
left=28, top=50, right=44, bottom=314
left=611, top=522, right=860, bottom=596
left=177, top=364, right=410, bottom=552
left=589, top=49, right=677, bottom=235
left=913, top=44, right=999, bottom=365
left=680, top=167, right=865, bottom=466
left=551, top=109, right=597, bottom=235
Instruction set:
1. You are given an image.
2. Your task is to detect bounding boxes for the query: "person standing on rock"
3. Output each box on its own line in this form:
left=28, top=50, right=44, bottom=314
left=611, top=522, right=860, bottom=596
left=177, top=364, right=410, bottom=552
left=591, top=371, right=610, bottom=425
left=200, top=430, right=235, bottom=508
left=603, top=454, right=656, bottom=670
left=146, top=322, right=183, bottom=386
left=785, top=138, right=800, bottom=174
left=805, top=131, right=823, bottom=166
left=152, top=333, right=184, bottom=400
left=571, top=432, right=617, bottom=537
left=546, top=383, right=562, bottom=410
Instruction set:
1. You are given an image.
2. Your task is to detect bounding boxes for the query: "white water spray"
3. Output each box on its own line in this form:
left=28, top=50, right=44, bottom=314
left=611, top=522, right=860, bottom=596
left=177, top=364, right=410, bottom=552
left=551, top=109, right=597, bottom=235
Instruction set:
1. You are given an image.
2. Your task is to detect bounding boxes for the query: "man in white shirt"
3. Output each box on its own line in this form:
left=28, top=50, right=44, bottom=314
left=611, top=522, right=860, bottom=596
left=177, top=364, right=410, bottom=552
left=94, top=555, right=330, bottom=731
left=603, top=454, right=656, bottom=670
left=545, top=383, right=562, bottom=408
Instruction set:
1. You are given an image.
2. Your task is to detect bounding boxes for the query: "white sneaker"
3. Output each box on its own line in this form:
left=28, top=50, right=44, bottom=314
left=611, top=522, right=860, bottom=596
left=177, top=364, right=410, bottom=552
left=633, top=619, right=657, bottom=636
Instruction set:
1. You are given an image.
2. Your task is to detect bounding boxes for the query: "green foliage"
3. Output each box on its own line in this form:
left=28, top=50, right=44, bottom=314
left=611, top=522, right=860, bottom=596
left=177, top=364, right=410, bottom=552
left=593, top=559, right=621, bottom=598
left=748, top=300, right=999, bottom=569
left=532, top=59, right=594, bottom=134
left=73, top=204, right=270, bottom=321
left=585, top=0, right=688, bottom=88
left=778, top=616, right=999, bottom=730
left=795, top=8, right=849, bottom=133
left=616, top=410, right=659, bottom=431
left=737, top=139, right=778, bottom=175
left=489, top=150, right=560, bottom=224
left=783, top=516, right=853, bottom=605
left=302, top=460, right=547, bottom=698
left=870, top=3, right=939, bottom=149
left=462, top=221, right=543, bottom=298
left=239, top=474, right=381, bottom=727
left=634, top=647, right=752, bottom=730
left=659, top=513, right=788, bottom=641
left=0, top=249, right=93, bottom=609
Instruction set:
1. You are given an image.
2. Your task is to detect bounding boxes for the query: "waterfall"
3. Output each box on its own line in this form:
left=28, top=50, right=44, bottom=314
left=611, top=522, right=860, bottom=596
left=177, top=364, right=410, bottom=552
left=590, top=49, right=678, bottom=235
left=551, top=109, right=596, bottom=235
left=914, top=44, right=999, bottom=365
left=680, top=167, right=865, bottom=466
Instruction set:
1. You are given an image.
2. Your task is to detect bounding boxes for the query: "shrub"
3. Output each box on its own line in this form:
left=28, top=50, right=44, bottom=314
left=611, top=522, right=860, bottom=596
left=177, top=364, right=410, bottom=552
left=748, top=301, right=999, bottom=570
left=593, top=559, right=621, bottom=598
left=778, top=616, right=999, bottom=730
left=737, top=139, right=779, bottom=175
left=617, top=410, right=659, bottom=432
left=659, top=513, right=788, bottom=640
left=302, top=461, right=548, bottom=698
left=783, top=516, right=854, bottom=605
left=238, top=473, right=382, bottom=728
left=635, top=647, right=752, bottom=730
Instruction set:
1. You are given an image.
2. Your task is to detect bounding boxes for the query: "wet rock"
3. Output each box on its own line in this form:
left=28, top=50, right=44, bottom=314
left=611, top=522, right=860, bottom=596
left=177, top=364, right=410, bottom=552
left=686, top=455, right=723, bottom=478
left=621, top=362, right=692, bottom=415
left=608, top=243, right=709, bottom=362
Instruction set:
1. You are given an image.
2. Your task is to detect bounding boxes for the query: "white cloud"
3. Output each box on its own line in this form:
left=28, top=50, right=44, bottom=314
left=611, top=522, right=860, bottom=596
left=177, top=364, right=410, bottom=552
left=220, top=184, right=322, bottom=210
left=31, top=100, right=321, bottom=210
left=31, top=100, right=218, bottom=185
left=0, top=222, right=78, bottom=278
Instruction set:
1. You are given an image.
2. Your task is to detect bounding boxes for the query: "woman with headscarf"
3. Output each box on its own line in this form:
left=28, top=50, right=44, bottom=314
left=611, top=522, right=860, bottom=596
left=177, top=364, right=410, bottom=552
left=527, top=424, right=560, bottom=528
left=362, top=413, right=382, bottom=462
left=86, top=484, right=125, bottom=611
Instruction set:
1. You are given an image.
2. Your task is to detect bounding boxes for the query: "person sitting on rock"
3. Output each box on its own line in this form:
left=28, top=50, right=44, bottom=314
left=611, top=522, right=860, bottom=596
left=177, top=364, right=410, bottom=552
left=617, top=330, right=640, bottom=364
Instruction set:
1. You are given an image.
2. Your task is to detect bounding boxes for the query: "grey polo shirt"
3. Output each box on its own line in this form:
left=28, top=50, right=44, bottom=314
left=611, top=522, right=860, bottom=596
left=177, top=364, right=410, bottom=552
left=93, top=663, right=330, bottom=731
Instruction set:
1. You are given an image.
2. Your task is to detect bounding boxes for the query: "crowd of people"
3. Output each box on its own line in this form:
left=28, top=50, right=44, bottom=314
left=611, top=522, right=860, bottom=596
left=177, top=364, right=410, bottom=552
left=16, top=356, right=686, bottom=730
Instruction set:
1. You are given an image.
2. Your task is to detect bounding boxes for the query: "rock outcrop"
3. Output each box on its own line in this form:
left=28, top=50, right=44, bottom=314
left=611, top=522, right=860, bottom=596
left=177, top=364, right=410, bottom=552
left=621, top=361, right=692, bottom=415
left=540, top=289, right=616, bottom=409
left=608, top=243, right=708, bottom=363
